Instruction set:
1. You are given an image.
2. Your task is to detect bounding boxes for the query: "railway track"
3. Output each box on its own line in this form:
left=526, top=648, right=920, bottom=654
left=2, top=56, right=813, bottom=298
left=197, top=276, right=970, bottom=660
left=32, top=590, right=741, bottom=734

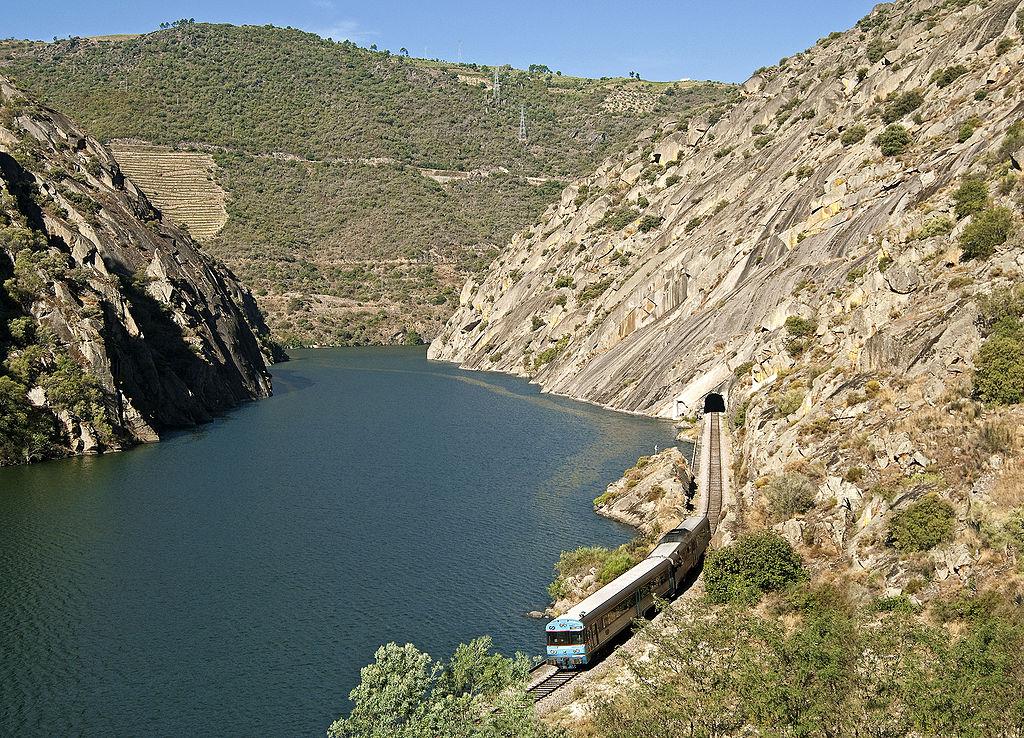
left=528, top=668, right=578, bottom=702
left=532, top=411, right=726, bottom=703
left=707, top=412, right=724, bottom=532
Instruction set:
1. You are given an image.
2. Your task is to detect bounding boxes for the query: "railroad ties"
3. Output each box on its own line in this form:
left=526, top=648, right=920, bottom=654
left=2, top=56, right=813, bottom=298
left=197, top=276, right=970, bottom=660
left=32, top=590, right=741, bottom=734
left=706, top=412, right=724, bottom=532
left=528, top=668, right=578, bottom=703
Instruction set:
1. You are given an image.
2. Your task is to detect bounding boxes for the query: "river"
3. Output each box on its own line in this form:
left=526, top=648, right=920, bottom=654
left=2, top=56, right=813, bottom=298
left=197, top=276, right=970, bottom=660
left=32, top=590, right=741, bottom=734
left=0, top=347, right=675, bottom=736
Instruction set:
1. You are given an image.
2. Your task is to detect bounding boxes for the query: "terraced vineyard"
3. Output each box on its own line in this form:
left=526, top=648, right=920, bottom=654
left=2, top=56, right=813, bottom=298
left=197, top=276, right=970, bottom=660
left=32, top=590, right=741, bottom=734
left=108, top=143, right=227, bottom=241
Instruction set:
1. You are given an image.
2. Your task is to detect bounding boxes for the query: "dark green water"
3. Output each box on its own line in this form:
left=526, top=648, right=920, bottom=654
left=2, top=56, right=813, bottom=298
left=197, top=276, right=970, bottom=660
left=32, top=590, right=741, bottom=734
left=0, top=347, right=674, bottom=737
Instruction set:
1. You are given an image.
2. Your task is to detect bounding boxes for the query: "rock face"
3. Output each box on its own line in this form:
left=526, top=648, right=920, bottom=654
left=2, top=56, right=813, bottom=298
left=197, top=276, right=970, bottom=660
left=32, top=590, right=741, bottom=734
left=430, top=0, right=1024, bottom=420
left=593, top=447, right=694, bottom=536
left=0, top=77, right=278, bottom=464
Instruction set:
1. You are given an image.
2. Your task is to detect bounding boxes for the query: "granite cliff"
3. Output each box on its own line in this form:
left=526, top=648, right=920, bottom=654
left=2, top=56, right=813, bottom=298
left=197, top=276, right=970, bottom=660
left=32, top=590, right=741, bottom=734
left=435, top=0, right=1024, bottom=614
left=0, top=77, right=278, bottom=465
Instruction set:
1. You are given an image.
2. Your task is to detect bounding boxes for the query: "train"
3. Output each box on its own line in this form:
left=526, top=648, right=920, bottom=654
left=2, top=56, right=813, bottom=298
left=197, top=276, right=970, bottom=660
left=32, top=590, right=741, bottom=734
left=545, top=515, right=712, bottom=668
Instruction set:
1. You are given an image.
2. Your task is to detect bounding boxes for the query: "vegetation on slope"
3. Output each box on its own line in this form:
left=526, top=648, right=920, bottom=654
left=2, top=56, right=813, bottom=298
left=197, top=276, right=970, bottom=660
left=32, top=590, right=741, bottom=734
left=591, top=585, right=1024, bottom=738
left=0, top=24, right=734, bottom=345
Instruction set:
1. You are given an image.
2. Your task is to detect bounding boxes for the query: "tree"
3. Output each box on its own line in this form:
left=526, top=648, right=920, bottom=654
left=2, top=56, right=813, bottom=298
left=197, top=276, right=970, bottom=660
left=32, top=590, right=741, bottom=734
left=327, top=638, right=550, bottom=738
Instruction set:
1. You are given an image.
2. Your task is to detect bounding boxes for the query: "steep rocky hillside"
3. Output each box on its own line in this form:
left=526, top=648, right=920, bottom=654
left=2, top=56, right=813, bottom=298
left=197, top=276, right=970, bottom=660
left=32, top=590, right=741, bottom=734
left=0, top=76, right=277, bottom=466
left=434, top=0, right=1024, bottom=611
left=0, top=24, right=734, bottom=346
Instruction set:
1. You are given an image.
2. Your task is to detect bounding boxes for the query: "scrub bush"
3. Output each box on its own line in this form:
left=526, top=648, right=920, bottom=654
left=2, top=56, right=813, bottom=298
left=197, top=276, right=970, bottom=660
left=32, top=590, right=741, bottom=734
left=890, top=494, right=956, bottom=552
left=953, top=176, right=989, bottom=219
left=881, top=90, right=924, bottom=124
left=875, top=125, right=912, bottom=156
left=841, top=124, right=867, bottom=146
left=704, top=531, right=805, bottom=603
left=960, top=207, right=1013, bottom=259
left=765, top=472, right=818, bottom=519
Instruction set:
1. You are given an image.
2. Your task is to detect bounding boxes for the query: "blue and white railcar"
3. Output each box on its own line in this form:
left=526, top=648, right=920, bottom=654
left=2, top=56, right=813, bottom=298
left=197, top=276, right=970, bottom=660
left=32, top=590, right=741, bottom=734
left=545, top=516, right=711, bottom=668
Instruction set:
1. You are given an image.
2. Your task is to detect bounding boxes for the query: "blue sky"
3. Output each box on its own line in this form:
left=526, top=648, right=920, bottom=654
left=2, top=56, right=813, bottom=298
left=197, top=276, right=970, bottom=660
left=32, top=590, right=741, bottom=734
left=8, top=1, right=878, bottom=83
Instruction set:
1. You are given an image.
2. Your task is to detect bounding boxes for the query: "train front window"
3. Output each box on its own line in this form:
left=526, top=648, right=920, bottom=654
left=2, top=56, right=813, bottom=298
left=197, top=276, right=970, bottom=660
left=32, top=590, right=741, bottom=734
left=548, top=631, right=584, bottom=646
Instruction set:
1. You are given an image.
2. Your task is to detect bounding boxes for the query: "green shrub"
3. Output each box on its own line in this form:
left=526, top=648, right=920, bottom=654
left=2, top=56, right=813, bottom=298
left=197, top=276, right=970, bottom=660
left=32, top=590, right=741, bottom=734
left=881, top=90, right=924, bottom=124
left=554, top=275, right=574, bottom=289
left=997, top=37, right=1015, bottom=55
left=913, top=215, right=955, bottom=240
left=685, top=216, right=703, bottom=233
left=875, top=124, right=912, bottom=156
left=975, top=325, right=1024, bottom=405
left=573, top=278, right=611, bottom=304
left=638, top=214, right=665, bottom=233
left=530, top=315, right=545, bottom=331
left=598, top=548, right=638, bottom=583
left=930, top=65, right=968, bottom=88
left=841, top=124, right=867, bottom=146
left=890, top=494, right=956, bottom=552
left=765, top=472, right=818, bottom=519
left=866, top=38, right=893, bottom=63
left=733, top=398, right=752, bottom=429
left=664, top=174, right=681, bottom=187
left=953, top=176, right=989, bottom=219
left=785, top=315, right=816, bottom=338
left=734, top=361, right=754, bottom=377
left=960, top=207, right=1014, bottom=259
left=999, top=120, right=1024, bottom=162
left=958, top=116, right=982, bottom=143
left=704, top=531, right=805, bottom=604
left=775, top=390, right=805, bottom=416
left=592, top=206, right=640, bottom=232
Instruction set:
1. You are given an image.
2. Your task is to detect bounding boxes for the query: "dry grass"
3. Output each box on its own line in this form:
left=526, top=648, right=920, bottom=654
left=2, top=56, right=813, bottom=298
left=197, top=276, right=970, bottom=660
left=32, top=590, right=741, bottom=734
left=992, top=462, right=1024, bottom=510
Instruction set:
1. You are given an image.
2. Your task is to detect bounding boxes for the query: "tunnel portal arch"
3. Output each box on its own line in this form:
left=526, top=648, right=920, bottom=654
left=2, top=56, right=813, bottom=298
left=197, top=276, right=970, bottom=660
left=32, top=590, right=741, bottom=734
left=703, top=392, right=726, bottom=413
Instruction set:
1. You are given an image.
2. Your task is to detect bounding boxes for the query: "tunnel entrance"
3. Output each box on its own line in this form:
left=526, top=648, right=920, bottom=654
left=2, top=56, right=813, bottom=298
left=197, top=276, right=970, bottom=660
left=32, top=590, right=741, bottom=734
left=703, top=393, right=726, bottom=413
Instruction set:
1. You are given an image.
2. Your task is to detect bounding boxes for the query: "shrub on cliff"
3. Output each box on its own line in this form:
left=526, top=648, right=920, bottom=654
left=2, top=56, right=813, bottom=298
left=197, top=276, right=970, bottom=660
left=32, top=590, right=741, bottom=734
left=931, top=64, right=968, bottom=88
left=638, top=214, right=665, bottom=233
left=840, top=124, right=867, bottom=146
left=785, top=315, right=816, bottom=338
left=704, top=531, right=805, bottom=604
left=875, top=124, right=912, bottom=156
left=975, top=322, right=1024, bottom=405
left=953, top=176, right=989, bottom=219
left=974, top=287, right=1024, bottom=405
left=766, top=472, right=818, bottom=519
left=960, top=207, right=1013, bottom=259
left=890, top=494, right=956, bottom=552
left=881, top=90, right=924, bottom=124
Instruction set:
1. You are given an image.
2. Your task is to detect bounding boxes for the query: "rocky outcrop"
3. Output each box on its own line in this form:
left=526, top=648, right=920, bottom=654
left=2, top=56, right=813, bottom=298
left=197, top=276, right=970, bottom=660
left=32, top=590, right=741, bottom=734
left=0, top=77, right=279, bottom=464
left=593, top=447, right=694, bottom=535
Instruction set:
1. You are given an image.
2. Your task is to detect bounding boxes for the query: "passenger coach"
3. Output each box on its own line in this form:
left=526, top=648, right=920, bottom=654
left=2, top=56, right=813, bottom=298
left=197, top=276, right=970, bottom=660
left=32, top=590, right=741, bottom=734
left=545, top=516, right=711, bottom=668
